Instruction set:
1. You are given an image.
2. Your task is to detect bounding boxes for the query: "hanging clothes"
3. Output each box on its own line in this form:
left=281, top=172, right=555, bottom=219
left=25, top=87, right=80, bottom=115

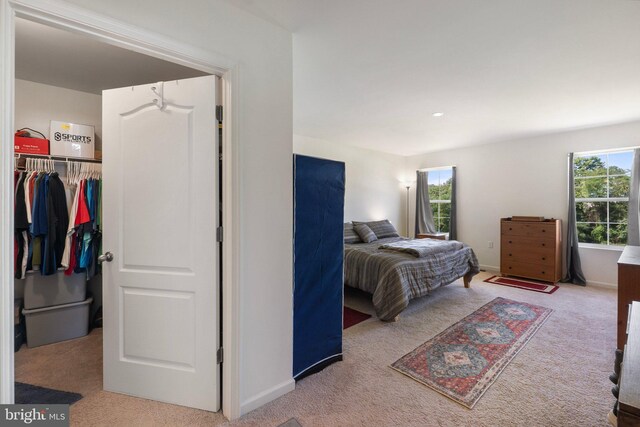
left=14, top=159, right=101, bottom=279
left=14, top=172, right=30, bottom=279
left=44, top=172, right=69, bottom=273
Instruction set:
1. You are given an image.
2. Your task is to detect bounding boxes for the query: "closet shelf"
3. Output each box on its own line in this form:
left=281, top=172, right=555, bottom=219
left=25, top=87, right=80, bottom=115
left=15, top=153, right=101, bottom=163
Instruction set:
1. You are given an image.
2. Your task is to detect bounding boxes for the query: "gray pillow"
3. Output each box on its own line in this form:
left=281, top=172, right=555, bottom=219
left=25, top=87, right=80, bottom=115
left=353, top=219, right=399, bottom=239
left=344, top=222, right=362, bottom=244
left=353, top=223, right=377, bottom=243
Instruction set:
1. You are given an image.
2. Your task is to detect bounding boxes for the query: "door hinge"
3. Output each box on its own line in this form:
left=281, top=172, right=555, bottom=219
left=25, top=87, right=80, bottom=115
left=216, top=105, right=223, bottom=122
left=216, top=226, right=223, bottom=242
left=217, top=347, right=224, bottom=364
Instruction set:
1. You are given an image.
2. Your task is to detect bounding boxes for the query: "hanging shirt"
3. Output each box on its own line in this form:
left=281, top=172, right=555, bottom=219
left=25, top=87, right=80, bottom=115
left=31, top=174, right=49, bottom=237
left=24, top=172, right=32, bottom=224
left=61, top=184, right=80, bottom=268
left=15, top=172, right=29, bottom=230
left=65, top=234, right=77, bottom=276
left=75, top=180, right=91, bottom=226
left=47, top=173, right=69, bottom=270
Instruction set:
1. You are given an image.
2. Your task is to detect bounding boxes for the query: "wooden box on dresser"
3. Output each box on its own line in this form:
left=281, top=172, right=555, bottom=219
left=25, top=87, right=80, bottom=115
left=500, top=218, right=562, bottom=283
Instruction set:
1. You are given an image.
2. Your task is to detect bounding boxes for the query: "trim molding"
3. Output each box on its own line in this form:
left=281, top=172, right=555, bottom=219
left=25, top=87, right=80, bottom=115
left=1, top=0, right=242, bottom=419
left=0, top=0, right=15, bottom=405
left=586, top=280, right=617, bottom=289
left=479, top=264, right=499, bottom=272
left=240, top=379, right=295, bottom=416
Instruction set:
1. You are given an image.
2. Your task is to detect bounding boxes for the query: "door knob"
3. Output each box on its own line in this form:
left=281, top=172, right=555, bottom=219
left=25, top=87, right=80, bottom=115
left=98, top=252, right=114, bottom=263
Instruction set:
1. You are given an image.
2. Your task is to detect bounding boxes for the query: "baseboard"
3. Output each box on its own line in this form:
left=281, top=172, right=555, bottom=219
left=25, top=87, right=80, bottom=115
left=240, top=378, right=295, bottom=416
left=479, top=264, right=499, bottom=273
left=586, top=280, right=617, bottom=289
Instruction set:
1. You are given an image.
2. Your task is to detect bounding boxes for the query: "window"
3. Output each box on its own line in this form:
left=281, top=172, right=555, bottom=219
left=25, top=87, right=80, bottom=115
left=428, top=168, right=452, bottom=233
left=574, top=150, right=633, bottom=246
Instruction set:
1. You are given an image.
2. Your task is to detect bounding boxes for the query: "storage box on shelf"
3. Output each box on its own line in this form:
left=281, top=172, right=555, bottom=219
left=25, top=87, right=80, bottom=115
left=500, top=217, right=562, bottom=283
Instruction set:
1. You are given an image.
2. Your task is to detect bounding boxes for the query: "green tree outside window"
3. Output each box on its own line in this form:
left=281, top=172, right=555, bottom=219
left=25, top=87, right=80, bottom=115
left=574, top=151, right=632, bottom=246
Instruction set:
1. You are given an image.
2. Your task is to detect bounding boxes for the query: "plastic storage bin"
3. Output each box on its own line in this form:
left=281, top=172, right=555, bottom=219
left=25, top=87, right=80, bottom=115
left=22, top=272, right=86, bottom=310
left=23, top=297, right=92, bottom=348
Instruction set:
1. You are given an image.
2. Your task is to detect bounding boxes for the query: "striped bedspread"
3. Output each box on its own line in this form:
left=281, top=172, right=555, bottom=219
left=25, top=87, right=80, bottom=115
left=345, top=237, right=479, bottom=320
left=379, top=238, right=464, bottom=257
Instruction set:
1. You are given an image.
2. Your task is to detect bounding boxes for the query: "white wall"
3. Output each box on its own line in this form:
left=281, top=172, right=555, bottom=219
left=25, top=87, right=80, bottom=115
left=15, top=79, right=102, bottom=149
left=406, top=120, right=640, bottom=286
left=294, top=134, right=408, bottom=235
left=59, top=0, right=294, bottom=417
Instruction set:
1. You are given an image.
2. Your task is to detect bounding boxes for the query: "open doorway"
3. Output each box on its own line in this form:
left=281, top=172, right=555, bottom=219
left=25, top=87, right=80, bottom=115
left=11, top=17, right=224, bottom=417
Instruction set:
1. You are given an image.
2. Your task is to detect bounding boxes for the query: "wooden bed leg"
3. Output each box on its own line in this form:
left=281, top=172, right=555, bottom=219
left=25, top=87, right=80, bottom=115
left=463, top=272, right=473, bottom=288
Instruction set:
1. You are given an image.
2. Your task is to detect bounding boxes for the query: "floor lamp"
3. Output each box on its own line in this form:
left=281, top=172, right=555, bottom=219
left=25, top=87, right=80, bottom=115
left=405, top=185, right=411, bottom=237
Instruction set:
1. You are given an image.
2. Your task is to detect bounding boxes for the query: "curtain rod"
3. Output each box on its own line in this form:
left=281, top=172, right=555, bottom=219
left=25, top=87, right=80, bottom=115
left=417, top=165, right=455, bottom=172
left=573, top=146, right=639, bottom=156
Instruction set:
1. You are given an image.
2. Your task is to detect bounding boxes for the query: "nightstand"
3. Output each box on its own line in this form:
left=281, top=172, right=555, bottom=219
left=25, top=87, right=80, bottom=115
left=416, top=233, right=449, bottom=240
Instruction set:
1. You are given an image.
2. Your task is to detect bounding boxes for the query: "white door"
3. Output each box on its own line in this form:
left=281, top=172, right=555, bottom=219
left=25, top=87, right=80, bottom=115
left=102, top=76, right=219, bottom=411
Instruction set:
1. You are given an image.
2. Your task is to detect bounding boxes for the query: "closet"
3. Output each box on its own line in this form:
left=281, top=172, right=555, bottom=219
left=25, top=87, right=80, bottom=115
left=14, top=156, right=102, bottom=348
left=13, top=16, right=221, bottom=411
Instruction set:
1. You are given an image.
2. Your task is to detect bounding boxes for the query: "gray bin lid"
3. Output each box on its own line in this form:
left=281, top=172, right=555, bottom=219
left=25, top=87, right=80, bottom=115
left=22, top=297, right=93, bottom=315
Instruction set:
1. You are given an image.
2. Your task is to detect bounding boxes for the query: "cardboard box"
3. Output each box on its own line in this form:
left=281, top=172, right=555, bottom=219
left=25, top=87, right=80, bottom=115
left=14, top=135, right=49, bottom=155
left=50, top=121, right=95, bottom=159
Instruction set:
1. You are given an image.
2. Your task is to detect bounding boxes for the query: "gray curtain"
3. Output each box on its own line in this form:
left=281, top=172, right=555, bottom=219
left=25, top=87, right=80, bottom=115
left=449, top=167, right=457, bottom=240
left=563, top=152, right=586, bottom=285
left=629, top=148, right=640, bottom=246
left=415, top=170, right=437, bottom=235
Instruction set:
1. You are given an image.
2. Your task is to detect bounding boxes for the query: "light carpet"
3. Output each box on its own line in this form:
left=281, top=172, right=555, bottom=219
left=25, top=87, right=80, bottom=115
left=15, top=271, right=616, bottom=426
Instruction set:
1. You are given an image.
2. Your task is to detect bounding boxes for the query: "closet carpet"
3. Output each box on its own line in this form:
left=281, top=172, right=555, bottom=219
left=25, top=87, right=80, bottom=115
left=15, top=271, right=615, bottom=427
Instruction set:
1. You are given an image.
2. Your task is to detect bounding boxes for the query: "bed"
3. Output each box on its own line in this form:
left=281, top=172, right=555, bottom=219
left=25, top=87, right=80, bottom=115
left=344, top=222, right=479, bottom=321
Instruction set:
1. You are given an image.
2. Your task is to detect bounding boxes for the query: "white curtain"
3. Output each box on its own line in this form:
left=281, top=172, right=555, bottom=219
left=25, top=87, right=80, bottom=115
left=628, top=149, right=640, bottom=246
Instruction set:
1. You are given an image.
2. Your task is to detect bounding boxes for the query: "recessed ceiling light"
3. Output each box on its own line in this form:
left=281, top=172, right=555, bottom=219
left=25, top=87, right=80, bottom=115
left=432, top=112, right=444, bottom=117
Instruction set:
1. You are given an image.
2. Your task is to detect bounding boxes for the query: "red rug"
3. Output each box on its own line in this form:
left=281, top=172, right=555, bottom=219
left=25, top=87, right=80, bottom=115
left=484, top=275, right=559, bottom=294
left=344, top=306, right=371, bottom=329
left=390, top=297, right=552, bottom=408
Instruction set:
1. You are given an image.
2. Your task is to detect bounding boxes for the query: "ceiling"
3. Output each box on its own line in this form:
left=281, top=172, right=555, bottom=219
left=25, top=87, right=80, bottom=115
left=224, top=0, right=640, bottom=156
left=15, top=18, right=209, bottom=95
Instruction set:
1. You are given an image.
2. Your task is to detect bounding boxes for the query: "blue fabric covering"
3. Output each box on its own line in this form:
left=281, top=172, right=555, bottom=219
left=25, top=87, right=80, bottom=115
left=293, top=155, right=345, bottom=379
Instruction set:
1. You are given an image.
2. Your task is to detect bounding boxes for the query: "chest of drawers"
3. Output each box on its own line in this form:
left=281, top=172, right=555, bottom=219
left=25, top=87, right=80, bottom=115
left=500, top=218, right=562, bottom=282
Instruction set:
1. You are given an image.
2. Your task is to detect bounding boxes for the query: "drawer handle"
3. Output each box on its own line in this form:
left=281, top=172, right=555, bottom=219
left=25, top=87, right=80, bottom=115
left=509, top=267, right=512, bottom=270
left=509, top=253, right=512, bottom=257
left=542, top=243, right=546, bottom=247
left=542, top=257, right=546, bottom=261
left=542, top=229, right=546, bottom=233
left=541, top=271, right=545, bottom=274
left=509, top=227, right=512, bottom=231
left=508, top=240, right=512, bottom=244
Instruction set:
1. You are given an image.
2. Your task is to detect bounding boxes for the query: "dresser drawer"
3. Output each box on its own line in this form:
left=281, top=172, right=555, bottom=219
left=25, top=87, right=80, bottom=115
left=500, top=235, right=556, bottom=249
left=501, top=239, right=556, bottom=266
left=502, top=249, right=555, bottom=266
left=501, top=260, right=556, bottom=282
left=501, top=221, right=556, bottom=238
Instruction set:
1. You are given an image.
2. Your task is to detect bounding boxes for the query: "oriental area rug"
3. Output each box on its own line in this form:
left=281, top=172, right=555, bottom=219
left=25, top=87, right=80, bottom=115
left=390, top=297, right=552, bottom=409
left=484, top=275, right=559, bottom=294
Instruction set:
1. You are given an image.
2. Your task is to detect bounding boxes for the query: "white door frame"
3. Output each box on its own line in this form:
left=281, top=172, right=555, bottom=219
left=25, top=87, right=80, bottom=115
left=0, top=0, right=243, bottom=419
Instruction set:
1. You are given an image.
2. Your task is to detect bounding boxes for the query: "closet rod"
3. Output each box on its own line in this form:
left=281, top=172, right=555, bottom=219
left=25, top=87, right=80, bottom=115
left=14, top=153, right=101, bottom=164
